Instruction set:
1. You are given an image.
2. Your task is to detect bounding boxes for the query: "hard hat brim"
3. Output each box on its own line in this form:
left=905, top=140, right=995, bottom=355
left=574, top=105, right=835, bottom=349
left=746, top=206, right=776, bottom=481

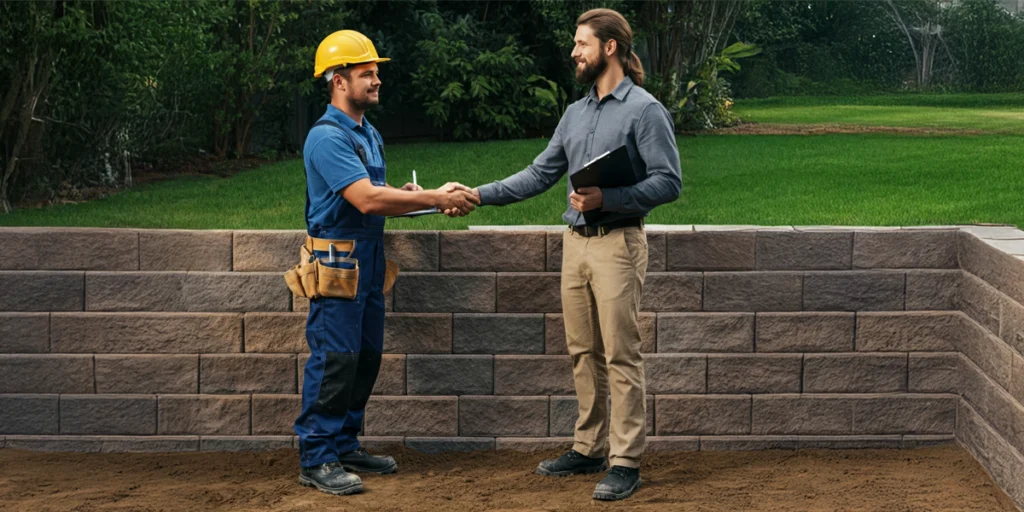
left=314, top=58, right=391, bottom=78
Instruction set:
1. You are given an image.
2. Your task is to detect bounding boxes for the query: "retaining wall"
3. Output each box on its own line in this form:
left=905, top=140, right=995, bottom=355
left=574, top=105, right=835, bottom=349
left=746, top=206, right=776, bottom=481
left=1, top=225, right=1023, bottom=508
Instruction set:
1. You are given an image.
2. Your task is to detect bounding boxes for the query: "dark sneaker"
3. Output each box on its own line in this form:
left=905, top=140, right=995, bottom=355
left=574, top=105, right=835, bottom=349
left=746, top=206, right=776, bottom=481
left=593, top=466, right=642, bottom=501
left=536, top=450, right=608, bottom=477
left=299, top=462, right=363, bottom=496
left=339, top=448, right=398, bottom=474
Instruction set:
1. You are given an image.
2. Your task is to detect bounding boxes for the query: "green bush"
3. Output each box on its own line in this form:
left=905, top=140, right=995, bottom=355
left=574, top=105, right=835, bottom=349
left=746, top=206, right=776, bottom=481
left=944, top=0, right=1024, bottom=92
left=411, top=12, right=562, bottom=141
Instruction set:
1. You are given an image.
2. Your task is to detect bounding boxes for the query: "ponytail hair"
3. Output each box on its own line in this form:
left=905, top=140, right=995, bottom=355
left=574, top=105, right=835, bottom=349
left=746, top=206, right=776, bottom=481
left=577, top=8, right=644, bottom=87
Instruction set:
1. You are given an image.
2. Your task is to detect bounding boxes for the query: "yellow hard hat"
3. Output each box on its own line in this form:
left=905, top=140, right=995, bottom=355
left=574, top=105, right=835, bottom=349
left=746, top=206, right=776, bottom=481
left=314, top=30, right=390, bottom=78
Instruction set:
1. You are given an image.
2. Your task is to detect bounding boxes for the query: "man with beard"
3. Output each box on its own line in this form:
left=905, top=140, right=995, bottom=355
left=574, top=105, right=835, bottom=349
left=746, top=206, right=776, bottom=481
left=295, top=30, right=478, bottom=497
left=466, top=9, right=681, bottom=501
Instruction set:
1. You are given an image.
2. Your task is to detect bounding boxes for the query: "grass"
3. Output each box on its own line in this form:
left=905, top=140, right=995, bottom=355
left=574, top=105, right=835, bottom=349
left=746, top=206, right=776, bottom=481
left=734, top=93, right=1024, bottom=134
left=1, top=93, right=1021, bottom=230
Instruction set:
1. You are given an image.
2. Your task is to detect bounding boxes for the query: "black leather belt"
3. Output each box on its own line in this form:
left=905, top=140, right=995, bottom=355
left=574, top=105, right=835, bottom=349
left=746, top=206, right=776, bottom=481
left=570, top=217, right=643, bottom=237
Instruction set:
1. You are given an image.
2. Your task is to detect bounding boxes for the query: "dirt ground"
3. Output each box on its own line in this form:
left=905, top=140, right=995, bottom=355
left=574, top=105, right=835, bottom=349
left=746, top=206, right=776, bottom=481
left=0, top=445, right=1014, bottom=512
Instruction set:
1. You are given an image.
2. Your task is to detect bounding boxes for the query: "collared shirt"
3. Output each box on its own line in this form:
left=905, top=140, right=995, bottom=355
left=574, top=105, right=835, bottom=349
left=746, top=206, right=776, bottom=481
left=477, top=76, right=682, bottom=226
left=303, top=105, right=385, bottom=229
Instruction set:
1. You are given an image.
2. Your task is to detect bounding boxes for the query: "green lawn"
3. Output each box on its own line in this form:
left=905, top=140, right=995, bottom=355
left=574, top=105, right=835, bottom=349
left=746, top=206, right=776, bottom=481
left=734, top=93, right=1024, bottom=134
left=2, top=93, right=1021, bottom=230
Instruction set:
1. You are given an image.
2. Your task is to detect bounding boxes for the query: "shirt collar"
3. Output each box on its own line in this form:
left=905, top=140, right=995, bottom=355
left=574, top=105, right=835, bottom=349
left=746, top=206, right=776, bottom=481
left=586, top=76, right=635, bottom=104
left=325, top=104, right=367, bottom=131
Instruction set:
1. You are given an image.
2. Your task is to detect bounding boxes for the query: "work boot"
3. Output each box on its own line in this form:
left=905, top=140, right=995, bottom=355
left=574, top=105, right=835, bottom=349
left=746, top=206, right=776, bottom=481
left=535, top=450, right=608, bottom=477
left=593, top=466, right=642, bottom=501
left=299, top=461, right=363, bottom=496
left=339, top=448, right=398, bottom=474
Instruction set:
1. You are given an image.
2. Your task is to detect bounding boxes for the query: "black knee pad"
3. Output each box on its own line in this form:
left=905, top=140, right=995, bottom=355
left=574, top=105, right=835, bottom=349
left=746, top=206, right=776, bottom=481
left=349, top=351, right=382, bottom=411
left=316, top=352, right=359, bottom=415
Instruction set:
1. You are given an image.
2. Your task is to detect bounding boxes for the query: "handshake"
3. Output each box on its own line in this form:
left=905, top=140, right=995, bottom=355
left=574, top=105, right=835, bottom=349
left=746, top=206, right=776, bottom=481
left=401, top=181, right=480, bottom=218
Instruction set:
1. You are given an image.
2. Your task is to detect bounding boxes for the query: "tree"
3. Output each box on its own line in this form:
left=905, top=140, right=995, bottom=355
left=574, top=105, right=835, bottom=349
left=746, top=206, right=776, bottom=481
left=884, top=0, right=955, bottom=87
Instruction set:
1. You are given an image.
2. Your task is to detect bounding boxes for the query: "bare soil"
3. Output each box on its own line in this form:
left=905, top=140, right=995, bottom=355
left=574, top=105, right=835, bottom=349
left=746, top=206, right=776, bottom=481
left=0, top=445, right=1015, bottom=511
left=712, top=123, right=987, bottom=136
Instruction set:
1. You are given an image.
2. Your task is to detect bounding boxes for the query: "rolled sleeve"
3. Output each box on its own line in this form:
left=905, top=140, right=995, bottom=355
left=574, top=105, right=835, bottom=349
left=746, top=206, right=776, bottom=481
left=310, top=136, right=369, bottom=194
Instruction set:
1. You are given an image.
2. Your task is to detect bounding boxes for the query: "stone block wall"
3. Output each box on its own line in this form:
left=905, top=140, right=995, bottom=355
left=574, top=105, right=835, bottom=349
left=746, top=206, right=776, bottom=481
left=0, top=225, right=1023, bottom=508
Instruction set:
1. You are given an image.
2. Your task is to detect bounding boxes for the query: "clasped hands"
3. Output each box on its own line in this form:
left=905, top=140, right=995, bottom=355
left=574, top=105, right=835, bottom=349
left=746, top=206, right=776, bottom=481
left=400, top=181, right=480, bottom=218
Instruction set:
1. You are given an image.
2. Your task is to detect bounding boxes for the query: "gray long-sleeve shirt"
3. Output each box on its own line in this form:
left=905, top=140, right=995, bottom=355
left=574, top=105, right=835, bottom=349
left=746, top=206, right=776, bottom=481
left=477, top=76, right=682, bottom=226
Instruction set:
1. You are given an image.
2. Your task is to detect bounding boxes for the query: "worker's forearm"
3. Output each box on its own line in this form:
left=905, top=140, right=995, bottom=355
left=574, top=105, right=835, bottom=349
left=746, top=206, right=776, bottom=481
left=362, top=188, right=441, bottom=216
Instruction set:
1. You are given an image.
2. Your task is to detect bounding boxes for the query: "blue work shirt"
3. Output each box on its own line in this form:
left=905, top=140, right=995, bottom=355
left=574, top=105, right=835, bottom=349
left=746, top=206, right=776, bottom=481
left=303, top=105, right=386, bottom=232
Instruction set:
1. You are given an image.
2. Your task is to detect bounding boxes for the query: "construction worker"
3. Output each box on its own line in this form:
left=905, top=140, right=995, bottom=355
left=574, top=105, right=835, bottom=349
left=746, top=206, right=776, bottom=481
left=293, top=30, right=478, bottom=496
left=466, top=9, right=681, bottom=501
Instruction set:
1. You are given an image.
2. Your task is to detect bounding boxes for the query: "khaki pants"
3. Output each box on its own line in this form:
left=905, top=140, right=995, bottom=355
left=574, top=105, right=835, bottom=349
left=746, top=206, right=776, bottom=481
left=561, top=225, right=648, bottom=468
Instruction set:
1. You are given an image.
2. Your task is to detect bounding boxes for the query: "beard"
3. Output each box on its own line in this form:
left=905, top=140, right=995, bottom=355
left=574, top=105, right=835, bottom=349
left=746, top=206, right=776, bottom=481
left=351, top=89, right=380, bottom=110
left=575, top=53, right=607, bottom=84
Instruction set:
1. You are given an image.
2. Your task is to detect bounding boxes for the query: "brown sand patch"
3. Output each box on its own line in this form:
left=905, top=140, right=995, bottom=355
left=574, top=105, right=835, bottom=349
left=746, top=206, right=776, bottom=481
left=0, top=445, right=1015, bottom=511
left=713, top=123, right=987, bottom=136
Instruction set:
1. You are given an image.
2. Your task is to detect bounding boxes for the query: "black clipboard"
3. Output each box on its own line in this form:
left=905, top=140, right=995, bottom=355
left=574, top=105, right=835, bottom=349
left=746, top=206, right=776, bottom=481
left=389, top=207, right=441, bottom=218
left=568, top=145, right=636, bottom=223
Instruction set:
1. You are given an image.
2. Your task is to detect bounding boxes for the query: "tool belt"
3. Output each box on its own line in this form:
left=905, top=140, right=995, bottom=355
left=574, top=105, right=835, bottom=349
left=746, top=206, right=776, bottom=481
left=284, top=235, right=399, bottom=300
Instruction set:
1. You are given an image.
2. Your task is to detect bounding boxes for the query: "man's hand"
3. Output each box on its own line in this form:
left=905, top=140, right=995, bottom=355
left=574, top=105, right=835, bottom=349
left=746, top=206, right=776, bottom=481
left=401, top=183, right=423, bottom=192
left=570, top=187, right=603, bottom=212
left=436, top=182, right=480, bottom=217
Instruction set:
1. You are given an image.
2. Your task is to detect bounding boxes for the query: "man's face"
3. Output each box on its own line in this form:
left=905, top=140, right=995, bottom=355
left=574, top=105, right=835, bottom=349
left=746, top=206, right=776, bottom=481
left=335, top=62, right=381, bottom=110
left=571, top=24, right=608, bottom=84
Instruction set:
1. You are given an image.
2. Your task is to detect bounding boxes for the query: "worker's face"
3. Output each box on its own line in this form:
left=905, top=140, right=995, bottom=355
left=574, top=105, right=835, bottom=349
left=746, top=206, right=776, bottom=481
left=571, top=24, right=609, bottom=84
left=335, top=63, right=381, bottom=110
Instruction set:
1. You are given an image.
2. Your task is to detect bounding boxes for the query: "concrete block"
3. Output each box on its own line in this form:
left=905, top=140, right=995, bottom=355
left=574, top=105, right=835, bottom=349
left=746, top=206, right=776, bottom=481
left=60, top=395, right=156, bottom=435
left=495, top=437, right=573, bottom=452
left=384, top=313, right=452, bottom=354
left=232, top=230, right=305, bottom=272
left=641, top=273, right=703, bottom=312
left=251, top=394, right=301, bottom=435
left=657, top=313, right=754, bottom=353
left=756, top=232, right=852, bottom=270
left=0, top=313, right=49, bottom=353
left=406, top=355, right=492, bottom=395
left=908, top=353, right=961, bottom=394
left=852, top=394, right=956, bottom=435
left=853, top=231, right=957, bottom=269
left=0, top=228, right=138, bottom=270
left=704, top=272, right=802, bottom=312
left=855, top=312, right=959, bottom=351
left=666, top=231, right=755, bottom=271
left=803, top=271, right=905, bottom=311
left=0, top=395, right=58, bottom=434
left=395, top=273, right=495, bottom=313
left=140, top=230, right=232, bottom=271
left=244, top=313, right=307, bottom=353
left=406, top=437, right=495, bottom=454
left=363, top=396, right=458, bottom=436
left=199, top=354, right=296, bottom=394
left=459, top=396, right=549, bottom=436
left=200, top=436, right=293, bottom=452
left=454, top=314, right=544, bottom=354
left=645, top=354, right=706, bottom=394
left=958, top=273, right=1003, bottom=334
left=752, top=395, right=853, bottom=435
left=755, top=313, right=854, bottom=352
left=0, top=271, right=83, bottom=311
left=440, top=231, right=545, bottom=271
left=655, top=395, right=750, bottom=435
left=51, top=313, right=243, bottom=353
left=905, top=270, right=962, bottom=311
left=803, top=353, right=907, bottom=393
left=0, top=354, right=93, bottom=393
left=385, top=231, right=439, bottom=272
left=494, top=355, right=573, bottom=395
left=158, top=395, right=250, bottom=435
left=374, top=354, right=406, bottom=396
left=497, top=273, right=561, bottom=313
left=959, top=231, right=1024, bottom=306
left=95, top=355, right=198, bottom=394
left=707, top=354, right=801, bottom=394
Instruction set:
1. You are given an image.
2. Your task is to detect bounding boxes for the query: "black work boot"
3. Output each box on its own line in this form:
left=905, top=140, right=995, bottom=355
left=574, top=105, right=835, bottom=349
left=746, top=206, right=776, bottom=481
left=339, top=448, right=398, bottom=474
left=299, top=462, right=363, bottom=496
left=536, top=450, right=608, bottom=477
left=593, top=466, right=642, bottom=501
